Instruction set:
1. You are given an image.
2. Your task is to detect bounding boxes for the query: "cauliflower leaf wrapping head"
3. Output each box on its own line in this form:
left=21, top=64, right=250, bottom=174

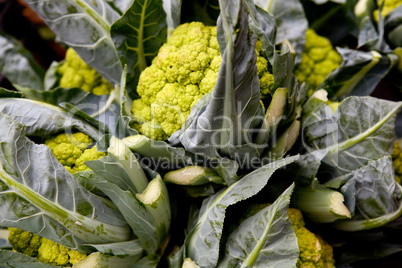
left=57, top=48, right=114, bottom=95
left=230, top=205, right=335, bottom=268
left=131, top=22, right=274, bottom=140
left=294, top=29, right=341, bottom=89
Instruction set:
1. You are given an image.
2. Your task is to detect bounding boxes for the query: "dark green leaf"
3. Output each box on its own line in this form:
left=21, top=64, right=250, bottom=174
left=255, top=0, right=308, bottom=63
left=217, top=184, right=298, bottom=267
left=321, top=48, right=397, bottom=99
left=111, top=0, right=167, bottom=98
left=302, top=96, right=402, bottom=178
left=340, top=156, right=402, bottom=218
left=184, top=156, right=298, bottom=267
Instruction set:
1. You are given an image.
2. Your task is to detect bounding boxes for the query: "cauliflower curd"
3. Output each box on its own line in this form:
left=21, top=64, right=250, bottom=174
left=45, top=132, right=106, bottom=174
left=57, top=48, right=114, bottom=95
left=8, top=228, right=86, bottom=266
left=295, top=29, right=341, bottom=88
left=131, top=22, right=274, bottom=140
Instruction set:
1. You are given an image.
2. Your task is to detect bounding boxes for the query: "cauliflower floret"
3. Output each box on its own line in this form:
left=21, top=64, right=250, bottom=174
left=392, top=141, right=402, bottom=184
left=140, top=119, right=169, bottom=141
left=73, top=146, right=106, bottom=173
left=131, top=22, right=274, bottom=140
left=37, top=237, right=87, bottom=266
left=294, top=29, right=341, bottom=88
left=57, top=48, right=114, bottom=95
left=45, top=132, right=105, bottom=174
left=374, top=0, right=402, bottom=21
left=289, top=208, right=335, bottom=268
left=8, top=228, right=86, bottom=267
left=8, top=228, right=41, bottom=257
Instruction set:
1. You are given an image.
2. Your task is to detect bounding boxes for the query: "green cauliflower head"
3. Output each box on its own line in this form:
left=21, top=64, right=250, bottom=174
left=8, top=228, right=87, bottom=267
left=8, top=228, right=41, bottom=257
left=288, top=208, right=335, bottom=268
left=294, top=29, right=341, bottom=89
left=131, top=21, right=274, bottom=140
left=57, top=48, right=114, bottom=95
left=392, top=141, right=402, bottom=184
left=45, top=132, right=106, bottom=174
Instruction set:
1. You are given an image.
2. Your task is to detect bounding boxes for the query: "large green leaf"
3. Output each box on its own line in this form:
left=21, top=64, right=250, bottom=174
left=340, top=156, right=402, bottom=217
left=0, top=114, right=130, bottom=250
left=302, top=96, right=402, bottom=178
left=86, top=137, right=170, bottom=254
left=244, top=1, right=276, bottom=63
left=184, top=156, right=298, bottom=267
left=24, top=0, right=122, bottom=85
left=320, top=48, right=398, bottom=98
left=0, top=98, right=103, bottom=141
left=174, top=0, right=264, bottom=163
left=254, top=0, right=308, bottom=62
left=86, top=169, right=166, bottom=255
left=328, top=156, right=402, bottom=231
left=85, top=137, right=149, bottom=194
left=0, top=32, right=45, bottom=90
left=111, top=0, right=167, bottom=97
left=217, top=184, right=298, bottom=267
left=13, top=84, right=121, bottom=136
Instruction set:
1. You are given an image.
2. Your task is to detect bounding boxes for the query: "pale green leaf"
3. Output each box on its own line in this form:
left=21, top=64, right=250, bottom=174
left=24, top=0, right=122, bottom=85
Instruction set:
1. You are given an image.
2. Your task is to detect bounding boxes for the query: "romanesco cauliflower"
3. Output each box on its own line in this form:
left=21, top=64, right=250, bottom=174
left=45, top=132, right=106, bottom=173
left=289, top=208, right=335, bottom=268
left=294, top=29, right=341, bottom=88
left=8, top=228, right=41, bottom=257
left=8, top=228, right=87, bottom=267
left=374, top=0, right=402, bottom=21
left=392, top=141, right=402, bottom=184
left=131, top=21, right=274, bottom=140
left=57, top=48, right=114, bottom=95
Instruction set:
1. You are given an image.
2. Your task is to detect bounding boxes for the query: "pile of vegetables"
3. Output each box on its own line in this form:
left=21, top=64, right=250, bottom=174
left=0, top=0, right=401, bottom=267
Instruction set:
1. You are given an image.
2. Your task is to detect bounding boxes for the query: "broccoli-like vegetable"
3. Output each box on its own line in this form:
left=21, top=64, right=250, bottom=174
left=373, top=0, right=402, bottom=21
left=8, top=228, right=41, bottom=257
left=8, top=228, right=87, bottom=267
left=392, top=141, right=402, bottom=184
left=294, top=29, right=341, bottom=88
left=57, top=48, right=114, bottom=95
left=131, top=21, right=274, bottom=140
left=45, top=132, right=106, bottom=173
left=288, top=208, right=335, bottom=268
